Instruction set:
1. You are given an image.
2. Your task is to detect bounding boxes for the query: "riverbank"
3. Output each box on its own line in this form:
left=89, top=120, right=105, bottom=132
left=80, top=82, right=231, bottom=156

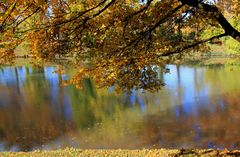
left=1, top=148, right=240, bottom=157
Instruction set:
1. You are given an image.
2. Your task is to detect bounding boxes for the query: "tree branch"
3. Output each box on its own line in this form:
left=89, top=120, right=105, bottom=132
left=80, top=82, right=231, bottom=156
left=1, top=2, right=17, bottom=27
left=124, top=3, right=185, bottom=50
left=161, top=33, right=227, bottom=56
left=16, top=7, right=41, bottom=27
left=179, top=0, right=240, bottom=42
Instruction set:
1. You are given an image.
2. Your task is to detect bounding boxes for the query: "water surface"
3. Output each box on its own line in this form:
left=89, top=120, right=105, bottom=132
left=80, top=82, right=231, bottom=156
left=0, top=65, right=240, bottom=151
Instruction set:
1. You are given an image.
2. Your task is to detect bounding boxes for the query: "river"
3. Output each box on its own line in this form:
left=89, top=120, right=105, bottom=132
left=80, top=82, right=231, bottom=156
left=0, top=65, right=239, bottom=151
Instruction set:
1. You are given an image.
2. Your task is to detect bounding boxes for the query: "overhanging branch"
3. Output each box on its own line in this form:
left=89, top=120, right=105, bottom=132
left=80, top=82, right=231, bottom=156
left=124, top=3, right=185, bottom=50
left=161, top=33, right=227, bottom=56
left=179, top=0, right=240, bottom=42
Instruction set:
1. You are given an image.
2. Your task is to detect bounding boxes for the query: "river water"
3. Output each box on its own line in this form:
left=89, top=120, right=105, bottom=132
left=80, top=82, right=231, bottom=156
left=0, top=65, right=239, bottom=151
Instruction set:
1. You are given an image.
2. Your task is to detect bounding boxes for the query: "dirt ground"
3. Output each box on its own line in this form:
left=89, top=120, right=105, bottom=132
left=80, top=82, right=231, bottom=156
left=1, top=148, right=240, bottom=157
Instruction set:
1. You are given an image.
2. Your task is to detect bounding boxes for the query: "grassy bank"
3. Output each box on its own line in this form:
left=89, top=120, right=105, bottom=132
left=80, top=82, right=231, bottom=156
left=1, top=148, right=240, bottom=157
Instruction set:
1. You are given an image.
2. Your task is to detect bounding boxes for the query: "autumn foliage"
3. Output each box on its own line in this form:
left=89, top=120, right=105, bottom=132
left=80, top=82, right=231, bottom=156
left=0, top=0, right=239, bottom=90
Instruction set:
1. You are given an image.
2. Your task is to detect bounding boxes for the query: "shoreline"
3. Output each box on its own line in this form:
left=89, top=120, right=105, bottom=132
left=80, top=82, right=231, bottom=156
left=1, top=148, right=240, bottom=157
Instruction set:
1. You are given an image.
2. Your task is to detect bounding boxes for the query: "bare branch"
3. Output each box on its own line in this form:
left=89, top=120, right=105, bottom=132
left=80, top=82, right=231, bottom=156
left=161, top=33, right=227, bottom=56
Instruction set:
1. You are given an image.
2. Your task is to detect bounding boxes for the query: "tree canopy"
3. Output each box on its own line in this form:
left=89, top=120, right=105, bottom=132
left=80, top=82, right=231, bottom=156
left=0, top=0, right=240, bottom=91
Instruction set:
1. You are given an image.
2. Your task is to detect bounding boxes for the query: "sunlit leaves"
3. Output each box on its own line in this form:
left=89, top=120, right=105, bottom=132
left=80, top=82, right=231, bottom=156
left=0, top=0, right=240, bottom=91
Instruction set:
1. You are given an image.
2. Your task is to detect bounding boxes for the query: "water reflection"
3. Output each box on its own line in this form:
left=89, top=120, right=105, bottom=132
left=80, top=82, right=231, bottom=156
left=0, top=65, right=240, bottom=151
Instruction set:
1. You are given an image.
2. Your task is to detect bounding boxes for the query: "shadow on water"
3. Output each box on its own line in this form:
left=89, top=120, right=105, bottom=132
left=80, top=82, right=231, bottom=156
left=0, top=65, right=240, bottom=151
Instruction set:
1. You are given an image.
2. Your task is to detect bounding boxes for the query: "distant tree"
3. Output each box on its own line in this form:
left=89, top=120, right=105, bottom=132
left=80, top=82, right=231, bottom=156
left=0, top=0, right=239, bottom=91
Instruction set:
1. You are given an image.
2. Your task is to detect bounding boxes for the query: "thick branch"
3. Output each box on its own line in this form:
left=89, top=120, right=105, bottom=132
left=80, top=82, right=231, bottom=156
left=179, top=0, right=240, bottom=42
